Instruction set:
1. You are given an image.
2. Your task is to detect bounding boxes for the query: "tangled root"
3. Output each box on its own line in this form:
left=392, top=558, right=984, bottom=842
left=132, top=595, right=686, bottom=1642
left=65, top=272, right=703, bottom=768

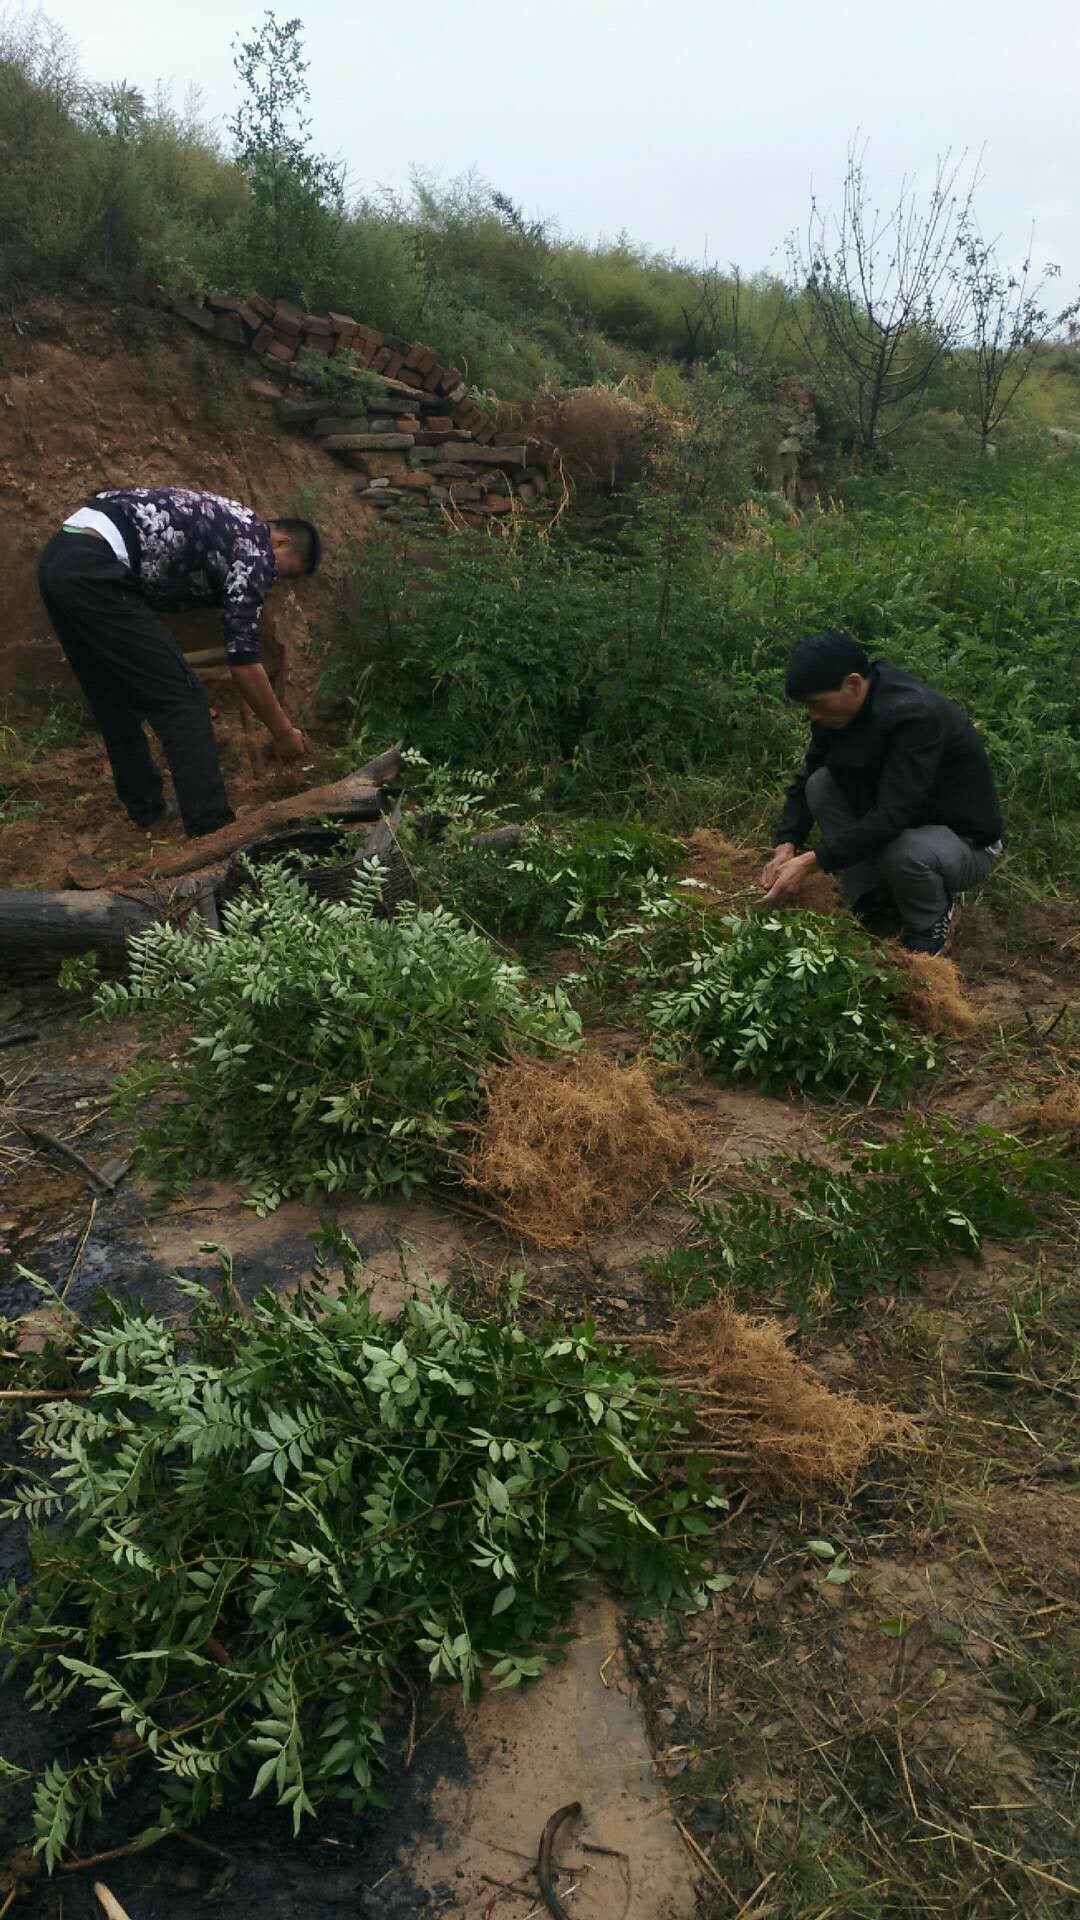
left=470, top=1051, right=695, bottom=1248
left=891, top=948, right=979, bottom=1037
left=680, top=830, right=841, bottom=917
left=654, top=1301, right=916, bottom=1494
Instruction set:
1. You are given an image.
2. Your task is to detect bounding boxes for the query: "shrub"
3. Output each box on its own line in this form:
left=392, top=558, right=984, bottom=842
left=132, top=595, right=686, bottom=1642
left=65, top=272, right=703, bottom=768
left=0, top=1250, right=727, bottom=1863
left=95, top=864, right=580, bottom=1211
left=647, top=911, right=929, bottom=1097
left=415, top=817, right=683, bottom=941
left=342, top=511, right=795, bottom=792
left=652, top=1121, right=1076, bottom=1318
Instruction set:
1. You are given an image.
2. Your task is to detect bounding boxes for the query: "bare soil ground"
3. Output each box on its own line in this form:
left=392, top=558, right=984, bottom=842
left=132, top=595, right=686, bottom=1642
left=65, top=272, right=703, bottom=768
left=1, top=786, right=1078, bottom=1916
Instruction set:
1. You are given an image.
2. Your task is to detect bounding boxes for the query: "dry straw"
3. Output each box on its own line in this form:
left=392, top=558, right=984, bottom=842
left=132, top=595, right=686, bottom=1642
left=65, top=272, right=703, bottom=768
left=470, top=1050, right=695, bottom=1249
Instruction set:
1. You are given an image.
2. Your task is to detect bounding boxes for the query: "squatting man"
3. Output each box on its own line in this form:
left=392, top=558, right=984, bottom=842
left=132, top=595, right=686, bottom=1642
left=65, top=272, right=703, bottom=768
left=37, top=486, right=321, bottom=838
left=760, top=632, right=1003, bottom=956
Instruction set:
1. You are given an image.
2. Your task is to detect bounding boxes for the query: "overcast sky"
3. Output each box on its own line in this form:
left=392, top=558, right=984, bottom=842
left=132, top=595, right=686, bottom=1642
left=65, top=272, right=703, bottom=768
left=29, top=0, right=1080, bottom=288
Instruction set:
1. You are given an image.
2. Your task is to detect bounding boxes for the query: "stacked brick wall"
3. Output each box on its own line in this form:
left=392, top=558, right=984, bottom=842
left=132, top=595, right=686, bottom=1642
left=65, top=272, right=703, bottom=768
left=144, top=284, right=552, bottom=526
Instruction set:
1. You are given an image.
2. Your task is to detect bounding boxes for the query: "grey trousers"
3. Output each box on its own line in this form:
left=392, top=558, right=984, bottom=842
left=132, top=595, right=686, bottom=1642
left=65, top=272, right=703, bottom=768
left=806, top=768, right=997, bottom=934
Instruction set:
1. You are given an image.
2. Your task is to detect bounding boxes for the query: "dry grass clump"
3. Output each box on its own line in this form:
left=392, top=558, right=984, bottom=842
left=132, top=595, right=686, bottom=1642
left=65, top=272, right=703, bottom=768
left=654, top=1300, right=916, bottom=1493
left=1015, top=1074, right=1080, bottom=1149
left=891, top=948, right=979, bottom=1037
left=469, top=1051, right=695, bottom=1248
left=502, top=387, right=659, bottom=493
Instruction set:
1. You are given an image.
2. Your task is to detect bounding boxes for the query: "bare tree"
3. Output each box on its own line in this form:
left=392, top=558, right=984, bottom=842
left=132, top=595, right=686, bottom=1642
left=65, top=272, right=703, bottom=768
left=788, top=142, right=977, bottom=453
left=952, top=225, right=1080, bottom=451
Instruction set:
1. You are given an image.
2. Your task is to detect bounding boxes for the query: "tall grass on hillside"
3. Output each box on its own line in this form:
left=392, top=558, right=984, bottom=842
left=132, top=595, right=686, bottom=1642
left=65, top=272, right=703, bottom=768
left=330, top=447, right=1080, bottom=887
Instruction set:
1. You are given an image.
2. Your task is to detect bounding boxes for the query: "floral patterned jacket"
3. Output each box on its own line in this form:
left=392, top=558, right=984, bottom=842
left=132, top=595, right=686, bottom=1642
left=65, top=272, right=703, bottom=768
left=94, top=487, right=277, bottom=663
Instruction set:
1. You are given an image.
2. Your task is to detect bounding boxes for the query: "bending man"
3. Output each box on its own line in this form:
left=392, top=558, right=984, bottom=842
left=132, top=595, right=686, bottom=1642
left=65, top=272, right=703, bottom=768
left=760, top=631, right=1003, bottom=954
left=38, top=485, right=320, bottom=838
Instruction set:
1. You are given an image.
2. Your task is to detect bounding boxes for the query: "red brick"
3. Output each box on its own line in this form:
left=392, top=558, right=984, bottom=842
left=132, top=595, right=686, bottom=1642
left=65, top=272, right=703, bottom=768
left=423, top=416, right=455, bottom=434
left=422, top=365, right=446, bottom=392
left=302, top=314, right=334, bottom=337
left=245, top=291, right=275, bottom=322
left=398, top=469, right=434, bottom=490
left=248, top=379, right=283, bottom=401
left=437, top=367, right=463, bottom=395
left=474, top=420, right=498, bottom=445
left=394, top=415, right=421, bottom=434
left=272, top=301, right=304, bottom=338
left=403, top=343, right=427, bottom=370
left=265, top=338, right=296, bottom=364
left=206, top=290, right=243, bottom=313
left=371, top=347, right=393, bottom=373
left=328, top=310, right=358, bottom=331
left=238, top=300, right=266, bottom=334
left=214, top=312, right=248, bottom=346
left=252, top=324, right=275, bottom=355
left=484, top=494, right=512, bottom=512
left=399, top=368, right=425, bottom=389
left=381, top=351, right=404, bottom=379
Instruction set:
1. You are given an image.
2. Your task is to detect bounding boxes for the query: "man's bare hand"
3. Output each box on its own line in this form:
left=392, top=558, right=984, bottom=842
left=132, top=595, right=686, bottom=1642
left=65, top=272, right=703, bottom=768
left=273, top=725, right=307, bottom=764
left=760, top=848, right=817, bottom=908
left=760, top=842, right=797, bottom=892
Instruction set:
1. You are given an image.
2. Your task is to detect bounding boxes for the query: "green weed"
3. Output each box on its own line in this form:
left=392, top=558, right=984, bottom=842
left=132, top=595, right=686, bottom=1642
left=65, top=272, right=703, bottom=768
left=650, top=1120, right=1076, bottom=1319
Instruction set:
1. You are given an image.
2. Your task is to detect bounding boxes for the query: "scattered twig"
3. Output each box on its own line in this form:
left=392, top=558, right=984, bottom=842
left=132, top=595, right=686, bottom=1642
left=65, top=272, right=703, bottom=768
left=61, top=1198, right=97, bottom=1304
left=732, top=1870, right=777, bottom=1919
left=0, top=1887, right=16, bottom=1920
left=94, top=1885, right=134, bottom=1920
left=18, top=1122, right=117, bottom=1193
left=536, top=1802, right=581, bottom=1920
left=0, top=1387, right=91, bottom=1400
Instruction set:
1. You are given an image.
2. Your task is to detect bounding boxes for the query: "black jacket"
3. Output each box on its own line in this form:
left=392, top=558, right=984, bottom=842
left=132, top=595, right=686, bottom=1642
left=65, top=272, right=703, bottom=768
left=776, top=662, right=1003, bottom=872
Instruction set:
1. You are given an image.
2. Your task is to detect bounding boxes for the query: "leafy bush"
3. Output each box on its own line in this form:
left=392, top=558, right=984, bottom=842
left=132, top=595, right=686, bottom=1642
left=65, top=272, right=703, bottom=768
left=95, top=864, right=579, bottom=1211
left=647, top=912, right=929, bottom=1097
left=416, top=818, right=682, bottom=941
left=292, top=345, right=379, bottom=405
left=652, top=1121, right=1076, bottom=1318
left=339, top=513, right=794, bottom=793
left=0, top=1249, right=726, bottom=1864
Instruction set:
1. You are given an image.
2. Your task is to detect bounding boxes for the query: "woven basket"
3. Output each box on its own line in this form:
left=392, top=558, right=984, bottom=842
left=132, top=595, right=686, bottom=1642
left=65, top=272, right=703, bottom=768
left=217, top=825, right=417, bottom=917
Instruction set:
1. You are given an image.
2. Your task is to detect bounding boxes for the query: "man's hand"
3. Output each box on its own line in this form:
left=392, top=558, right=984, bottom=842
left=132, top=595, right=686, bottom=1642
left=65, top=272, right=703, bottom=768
left=272, top=724, right=307, bottom=764
left=760, top=842, right=797, bottom=892
left=760, top=848, right=818, bottom=908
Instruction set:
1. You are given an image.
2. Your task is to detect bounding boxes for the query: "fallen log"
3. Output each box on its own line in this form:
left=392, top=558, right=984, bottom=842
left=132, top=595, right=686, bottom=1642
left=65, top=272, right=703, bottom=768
left=0, top=754, right=403, bottom=973
left=0, top=885, right=160, bottom=973
left=120, top=746, right=403, bottom=883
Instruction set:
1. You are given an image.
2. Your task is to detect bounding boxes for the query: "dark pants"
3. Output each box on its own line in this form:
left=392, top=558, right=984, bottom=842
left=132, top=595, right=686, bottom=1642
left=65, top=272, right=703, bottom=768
left=37, top=532, right=234, bottom=838
left=806, top=768, right=997, bottom=935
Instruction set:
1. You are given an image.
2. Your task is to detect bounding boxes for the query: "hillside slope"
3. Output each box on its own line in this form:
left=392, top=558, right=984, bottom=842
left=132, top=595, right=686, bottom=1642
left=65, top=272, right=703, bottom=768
left=1, top=298, right=368, bottom=708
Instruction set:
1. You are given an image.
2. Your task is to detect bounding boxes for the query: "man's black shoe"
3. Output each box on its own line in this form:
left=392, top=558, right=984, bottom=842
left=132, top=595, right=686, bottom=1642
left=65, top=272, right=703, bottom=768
left=902, top=901, right=955, bottom=957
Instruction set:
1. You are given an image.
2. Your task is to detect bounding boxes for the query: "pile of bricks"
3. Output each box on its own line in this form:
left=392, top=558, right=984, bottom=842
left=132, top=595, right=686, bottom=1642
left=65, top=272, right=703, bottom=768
left=146, top=284, right=552, bottom=525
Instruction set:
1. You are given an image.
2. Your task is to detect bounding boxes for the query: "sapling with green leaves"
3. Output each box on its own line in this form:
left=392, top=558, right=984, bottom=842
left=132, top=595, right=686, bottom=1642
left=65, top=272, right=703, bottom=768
left=0, top=1241, right=728, bottom=1866
left=94, top=862, right=580, bottom=1211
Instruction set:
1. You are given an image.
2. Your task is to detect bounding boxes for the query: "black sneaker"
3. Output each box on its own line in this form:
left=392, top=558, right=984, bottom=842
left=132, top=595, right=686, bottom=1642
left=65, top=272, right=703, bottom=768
left=902, top=901, right=954, bottom=956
